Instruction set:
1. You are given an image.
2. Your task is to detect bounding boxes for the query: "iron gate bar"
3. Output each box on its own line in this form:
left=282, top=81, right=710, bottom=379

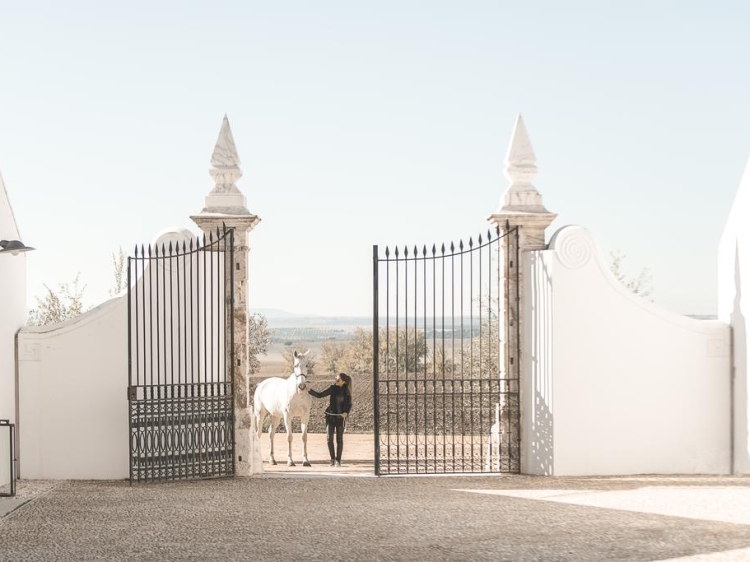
left=127, top=247, right=133, bottom=483
left=372, top=245, right=380, bottom=473
left=514, top=223, right=521, bottom=470
left=229, top=228, right=235, bottom=475
left=396, top=248, right=400, bottom=470
left=441, top=244, right=446, bottom=473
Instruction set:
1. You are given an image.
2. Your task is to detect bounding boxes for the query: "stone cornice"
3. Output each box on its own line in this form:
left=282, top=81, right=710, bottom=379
left=191, top=213, right=261, bottom=234
left=488, top=210, right=557, bottom=227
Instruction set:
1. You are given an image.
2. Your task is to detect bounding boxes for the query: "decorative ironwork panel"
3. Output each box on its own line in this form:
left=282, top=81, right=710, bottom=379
left=127, top=227, right=235, bottom=484
left=373, top=227, right=520, bottom=475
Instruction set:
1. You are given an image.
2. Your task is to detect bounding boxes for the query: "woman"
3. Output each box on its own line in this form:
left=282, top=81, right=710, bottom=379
left=308, top=372, right=352, bottom=467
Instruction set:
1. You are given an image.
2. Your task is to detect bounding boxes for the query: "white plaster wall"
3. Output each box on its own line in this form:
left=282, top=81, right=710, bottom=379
left=0, top=175, right=25, bottom=488
left=523, top=225, right=731, bottom=476
left=718, top=156, right=750, bottom=474
left=18, top=297, right=128, bottom=479
left=522, top=249, right=554, bottom=475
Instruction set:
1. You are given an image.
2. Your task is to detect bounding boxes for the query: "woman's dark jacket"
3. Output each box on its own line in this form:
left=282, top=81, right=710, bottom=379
left=309, top=385, right=352, bottom=417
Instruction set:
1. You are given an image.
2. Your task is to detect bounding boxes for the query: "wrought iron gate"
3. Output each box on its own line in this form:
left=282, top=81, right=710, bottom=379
left=128, top=227, right=235, bottom=483
left=373, top=226, right=520, bottom=475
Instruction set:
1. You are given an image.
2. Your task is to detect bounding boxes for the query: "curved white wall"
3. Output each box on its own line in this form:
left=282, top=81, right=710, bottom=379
left=523, top=226, right=731, bottom=476
left=18, top=297, right=128, bottom=479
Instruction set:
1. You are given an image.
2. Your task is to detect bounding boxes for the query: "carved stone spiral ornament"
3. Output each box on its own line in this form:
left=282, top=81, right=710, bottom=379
left=555, top=227, right=595, bottom=269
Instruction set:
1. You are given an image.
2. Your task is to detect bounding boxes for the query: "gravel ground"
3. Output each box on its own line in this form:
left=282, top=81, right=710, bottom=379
left=1, top=479, right=62, bottom=501
left=2, top=475, right=750, bottom=561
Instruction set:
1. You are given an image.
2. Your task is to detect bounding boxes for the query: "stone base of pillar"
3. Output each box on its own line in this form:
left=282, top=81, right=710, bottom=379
left=499, top=394, right=521, bottom=473
left=249, top=406, right=264, bottom=475
left=235, top=407, right=264, bottom=476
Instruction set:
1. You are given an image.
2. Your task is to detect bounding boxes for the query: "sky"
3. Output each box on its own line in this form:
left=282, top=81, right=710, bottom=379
left=1, top=1, right=749, bottom=318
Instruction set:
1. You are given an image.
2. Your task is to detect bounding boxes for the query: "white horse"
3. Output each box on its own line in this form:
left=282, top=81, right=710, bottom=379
left=254, top=350, right=313, bottom=467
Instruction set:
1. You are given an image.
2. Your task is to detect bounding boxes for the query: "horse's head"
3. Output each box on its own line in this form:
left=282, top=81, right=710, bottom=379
left=293, top=350, right=310, bottom=391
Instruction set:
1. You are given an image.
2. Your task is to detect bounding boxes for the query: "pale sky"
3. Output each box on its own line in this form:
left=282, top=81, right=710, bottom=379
left=1, top=1, right=749, bottom=317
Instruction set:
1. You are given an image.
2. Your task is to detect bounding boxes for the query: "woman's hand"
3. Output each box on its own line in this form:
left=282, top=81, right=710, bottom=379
left=342, top=412, right=348, bottom=420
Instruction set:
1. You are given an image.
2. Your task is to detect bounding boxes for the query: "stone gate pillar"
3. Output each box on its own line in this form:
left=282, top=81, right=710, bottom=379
left=191, top=116, right=261, bottom=476
left=488, top=115, right=556, bottom=473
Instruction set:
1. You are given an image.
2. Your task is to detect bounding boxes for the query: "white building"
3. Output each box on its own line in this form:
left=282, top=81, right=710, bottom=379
left=0, top=170, right=30, bottom=490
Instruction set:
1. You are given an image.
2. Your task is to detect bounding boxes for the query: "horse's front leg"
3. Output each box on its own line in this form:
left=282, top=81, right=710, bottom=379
left=255, top=408, right=264, bottom=442
left=268, top=415, right=279, bottom=466
left=282, top=412, right=295, bottom=467
left=301, top=419, right=311, bottom=467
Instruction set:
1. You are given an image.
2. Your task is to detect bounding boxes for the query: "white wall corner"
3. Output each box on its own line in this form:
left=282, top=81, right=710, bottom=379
left=718, top=153, right=750, bottom=474
left=521, top=249, right=555, bottom=475
left=0, top=172, right=26, bottom=488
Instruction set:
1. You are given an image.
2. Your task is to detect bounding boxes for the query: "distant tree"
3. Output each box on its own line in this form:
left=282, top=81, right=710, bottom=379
left=318, top=326, right=427, bottom=377
left=319, top=340, right=347, bottom=374
left=28, top=274, right=87, bottom=326
left=109, top=246, right=126, bottom=297
left=610, top=250, right=653, bottom=298
left=318, top=328, right=373, bottom=377
left=247, top=313, right=272, bottom=375
left=378, top=327, right=427, bottom=375
left=454, top=305, right=500, bottom=378
left=343, top=327, right=374, bottom=375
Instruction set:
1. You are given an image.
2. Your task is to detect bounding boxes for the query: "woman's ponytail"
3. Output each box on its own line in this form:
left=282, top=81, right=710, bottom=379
left=339, top=372, right=352, bottom=398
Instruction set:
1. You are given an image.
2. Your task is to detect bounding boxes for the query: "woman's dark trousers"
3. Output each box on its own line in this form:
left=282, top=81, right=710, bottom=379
left=326, top=416, right=345, bottom=462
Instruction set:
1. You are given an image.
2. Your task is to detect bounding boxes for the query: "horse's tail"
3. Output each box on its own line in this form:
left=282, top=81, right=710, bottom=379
left=252, top=382, right=259, bottom=408
left=252, top=380, right=268, bottom=428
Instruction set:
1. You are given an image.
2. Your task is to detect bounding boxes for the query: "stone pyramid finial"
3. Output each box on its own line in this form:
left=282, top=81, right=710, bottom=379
left=504, top=114, right=537, bottom=185
left=499, top=114, right=549, bottom=213
left=0, top=168, right=21, bottom=239
left=211, top=114, right=241, bottom=169
left=199, top=115, right=252, bottom=215
left=208, top=115, right=242, bottom=194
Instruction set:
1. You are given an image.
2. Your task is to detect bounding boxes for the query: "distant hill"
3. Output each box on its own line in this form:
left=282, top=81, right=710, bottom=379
left=249, top=308, right=323, bottom=319
left=246, top=308, right=367, bottom=343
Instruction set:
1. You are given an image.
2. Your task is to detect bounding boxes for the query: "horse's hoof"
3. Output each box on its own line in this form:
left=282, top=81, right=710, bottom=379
left=303, top=461, right=311, bottom=467
left=270, top=459, right=277, bottom=466
left=287, top=461, right=295, bottom=467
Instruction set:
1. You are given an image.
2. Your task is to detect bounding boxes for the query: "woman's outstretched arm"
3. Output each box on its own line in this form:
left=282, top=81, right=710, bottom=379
left=308, top=385, right=333, bottom=399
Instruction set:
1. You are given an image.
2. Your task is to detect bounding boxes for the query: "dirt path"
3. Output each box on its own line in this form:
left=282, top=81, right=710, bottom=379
left=259, top=433, right=375, bottom=476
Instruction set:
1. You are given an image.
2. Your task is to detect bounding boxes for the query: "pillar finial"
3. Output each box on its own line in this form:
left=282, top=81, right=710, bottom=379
left=196, top=115, right=259, bottom=217
left=504, top=114, right=537, bottom=186
left=499, top=114, right=549, bottom=213
left=209, top=115, right=243, bottom=194
left=488, top=114, right=556, bottom=250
